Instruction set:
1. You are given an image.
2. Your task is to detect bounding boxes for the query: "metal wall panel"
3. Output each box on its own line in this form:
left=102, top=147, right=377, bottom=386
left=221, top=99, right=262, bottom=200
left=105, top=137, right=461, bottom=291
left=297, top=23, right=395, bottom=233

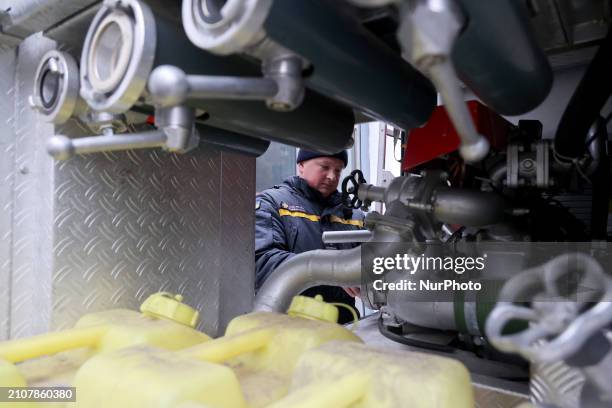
left=10, top=33, right=56, bottom=339
left=49, top=144, right=229, bottom=336
left=0, top=0, right=99, bottom=39
left=1, top=33, right=256, bottom=340
left=219, top=152, right=256, bottom=332
left=0, top=46, right=17, bottom=340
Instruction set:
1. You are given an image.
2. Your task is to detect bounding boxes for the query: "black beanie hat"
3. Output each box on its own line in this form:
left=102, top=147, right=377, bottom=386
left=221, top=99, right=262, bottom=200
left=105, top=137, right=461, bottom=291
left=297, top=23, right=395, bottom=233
left=296, top=149, right=348, bottom=168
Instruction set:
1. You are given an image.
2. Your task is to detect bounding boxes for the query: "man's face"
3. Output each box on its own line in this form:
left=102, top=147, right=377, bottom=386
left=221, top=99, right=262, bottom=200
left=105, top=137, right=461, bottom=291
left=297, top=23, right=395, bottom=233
left=298, top=157, right=344, bottom=198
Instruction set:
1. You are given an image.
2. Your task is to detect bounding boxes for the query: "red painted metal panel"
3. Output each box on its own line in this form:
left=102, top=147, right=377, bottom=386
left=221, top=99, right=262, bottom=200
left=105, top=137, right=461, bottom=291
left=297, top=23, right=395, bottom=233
left=402, top=100, right=514, bottom=171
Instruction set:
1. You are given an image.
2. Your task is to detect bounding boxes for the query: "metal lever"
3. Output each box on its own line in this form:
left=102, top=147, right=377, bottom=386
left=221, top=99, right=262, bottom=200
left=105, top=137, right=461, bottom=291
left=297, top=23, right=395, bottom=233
left=148, top=57, right=304, bottom=112
left=399, top=0, right=489, bottom=162
left=46, top=106, right=199, bottom=160
left=47, top=130, right=167, bottom=160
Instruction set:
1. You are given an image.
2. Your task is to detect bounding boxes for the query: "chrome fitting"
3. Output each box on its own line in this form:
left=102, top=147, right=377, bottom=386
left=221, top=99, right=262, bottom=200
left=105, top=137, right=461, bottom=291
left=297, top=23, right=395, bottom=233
left=182, top=0, right=273, bottom=55
left=80, top=0, right=156, bottom=113
left=30, top=50, right=86, bottom=124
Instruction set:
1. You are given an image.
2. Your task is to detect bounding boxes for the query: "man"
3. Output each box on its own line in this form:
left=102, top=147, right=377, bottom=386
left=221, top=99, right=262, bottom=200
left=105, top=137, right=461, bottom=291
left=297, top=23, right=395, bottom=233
left=255, top=149, right=365, bottom=323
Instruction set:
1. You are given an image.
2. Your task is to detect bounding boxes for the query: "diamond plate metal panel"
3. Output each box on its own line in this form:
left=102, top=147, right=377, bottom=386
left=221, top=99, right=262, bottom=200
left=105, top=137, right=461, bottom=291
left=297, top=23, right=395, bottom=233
left=50, top=142, right=227, bottom=335
left=530, top=360, right=584, bottom=408
left=1, top=32, right=256, bottom=340
left=219, top=151, right=255, bottom=333
left=473, top=384, right=528, bottom=408
left=0, top=0, right=99, bottom=39
left=0, top=47, right=16, bottom=341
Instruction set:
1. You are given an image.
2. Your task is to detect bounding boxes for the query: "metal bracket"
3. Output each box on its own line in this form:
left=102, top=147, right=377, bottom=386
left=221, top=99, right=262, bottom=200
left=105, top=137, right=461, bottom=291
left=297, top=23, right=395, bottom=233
left=506, top=141, right=551, bottom=188
left=506, top=144, right=520, bottom=187
left=536, top=140, right=551, bottom=188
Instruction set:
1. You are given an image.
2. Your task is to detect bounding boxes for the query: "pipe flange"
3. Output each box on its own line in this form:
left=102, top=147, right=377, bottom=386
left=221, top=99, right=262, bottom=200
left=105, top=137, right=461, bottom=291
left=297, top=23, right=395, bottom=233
left=30, top=50, right=81, bottom=124
left=182, top=0, right=273, bottom=55
left=87, top=11, right=134, bottom=93
left=80, top=0, right=156, bottom=113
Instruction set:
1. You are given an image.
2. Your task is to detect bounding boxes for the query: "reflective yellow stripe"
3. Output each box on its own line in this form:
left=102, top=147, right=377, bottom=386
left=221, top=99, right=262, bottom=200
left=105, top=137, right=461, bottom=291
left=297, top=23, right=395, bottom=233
left=278, top=209, right=321, bottom=222
left=330, top=216, right=364, bottom=228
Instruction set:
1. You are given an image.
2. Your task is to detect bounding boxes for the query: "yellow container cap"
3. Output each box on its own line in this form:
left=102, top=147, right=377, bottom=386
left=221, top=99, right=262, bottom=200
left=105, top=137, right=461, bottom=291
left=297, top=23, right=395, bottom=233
left=287, top=295, right=339, bottom=323
left=140, top=292, right=199, bottom=328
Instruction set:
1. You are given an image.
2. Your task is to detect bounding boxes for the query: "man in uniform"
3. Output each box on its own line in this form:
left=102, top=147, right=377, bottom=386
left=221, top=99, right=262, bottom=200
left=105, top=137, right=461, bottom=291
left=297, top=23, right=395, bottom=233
left=255, top=149, right=365, bottom=323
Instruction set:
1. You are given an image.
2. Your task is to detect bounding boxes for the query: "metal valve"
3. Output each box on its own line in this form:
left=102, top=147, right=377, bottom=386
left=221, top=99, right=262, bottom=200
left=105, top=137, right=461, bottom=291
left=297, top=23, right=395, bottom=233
left=341, top=169, right=368, bottom=209
left=486, top=253, right=612, bottom=363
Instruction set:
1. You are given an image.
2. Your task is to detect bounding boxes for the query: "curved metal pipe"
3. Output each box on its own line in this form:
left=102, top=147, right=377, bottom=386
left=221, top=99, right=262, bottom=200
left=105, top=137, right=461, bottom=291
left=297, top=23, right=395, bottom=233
left=585, top=117, right=607, bottom=176
left=554, top=28, right=612, bottom=160
left=586, top=117, right=610, bottom=240
left=254, top=226, right=407, bottom=313
left=253, top=246, right=362, bottom=313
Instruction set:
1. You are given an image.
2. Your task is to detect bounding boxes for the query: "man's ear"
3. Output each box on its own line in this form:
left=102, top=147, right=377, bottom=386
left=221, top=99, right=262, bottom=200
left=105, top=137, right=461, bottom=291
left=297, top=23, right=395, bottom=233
left=297, top=162, right=304, bottom=176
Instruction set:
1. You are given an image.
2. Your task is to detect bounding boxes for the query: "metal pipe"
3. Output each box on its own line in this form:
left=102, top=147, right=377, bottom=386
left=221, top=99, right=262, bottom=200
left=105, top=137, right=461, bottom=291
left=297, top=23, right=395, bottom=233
left=80, top=0, right=355, bottom=153
left=263, top=0, right=437, bottom=129
left=195, top=89, right=355, bottom=154
left=254, top=246, right=362, bottom=313
left=585, top=118, right=606, bottom=176
left=254, top=227, right=405, bottom=313
left=433, top=188, right=507, bottom=226
left=182, top=0, right=437, bottom=130
left=555, top=29, right=612, bottom=160
left=196, top=124, right=270, bottom=157
left=489, top=163, right=508, bottom=187
left=357, top=184, right=386, bottom=203
left=345, top=0, right=398, bottom=6
left=322, top=230, right=373, bottom=244
left=451, top=0, right=553, bottom=115
left=586, top=117, right=610, bottom=240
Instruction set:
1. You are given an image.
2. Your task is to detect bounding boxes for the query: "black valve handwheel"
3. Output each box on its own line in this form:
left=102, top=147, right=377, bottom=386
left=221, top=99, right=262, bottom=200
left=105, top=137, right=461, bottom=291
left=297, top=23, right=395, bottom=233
left=341, top=169, right=366, bottom=209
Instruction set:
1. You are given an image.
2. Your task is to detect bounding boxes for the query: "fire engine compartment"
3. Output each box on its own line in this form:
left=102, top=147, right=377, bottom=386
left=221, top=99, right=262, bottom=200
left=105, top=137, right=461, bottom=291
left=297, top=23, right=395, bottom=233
left=0, top=1, right=611, bottom=407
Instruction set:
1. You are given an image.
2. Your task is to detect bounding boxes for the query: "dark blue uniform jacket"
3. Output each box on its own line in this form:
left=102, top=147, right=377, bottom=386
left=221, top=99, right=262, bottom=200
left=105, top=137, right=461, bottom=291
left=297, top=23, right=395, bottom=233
left=255, top=176, right=365, bottom=321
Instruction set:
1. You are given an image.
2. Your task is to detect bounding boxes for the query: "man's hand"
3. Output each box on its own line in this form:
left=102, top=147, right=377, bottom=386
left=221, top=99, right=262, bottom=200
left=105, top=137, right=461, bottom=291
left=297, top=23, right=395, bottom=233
left=343, top=287, right=361, bottom=298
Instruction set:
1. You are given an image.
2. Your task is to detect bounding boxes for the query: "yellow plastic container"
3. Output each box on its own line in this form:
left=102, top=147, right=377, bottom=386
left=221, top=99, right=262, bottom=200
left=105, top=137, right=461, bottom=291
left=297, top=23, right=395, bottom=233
left=71, top=310, right=474, bottom=408
left=73, top=311, right=362, bottom=407
left=0, top=293, right=210, bottom=390
left=271, top=341, right=474, bottom=408
left=2, top=295, right=475, bottom=408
